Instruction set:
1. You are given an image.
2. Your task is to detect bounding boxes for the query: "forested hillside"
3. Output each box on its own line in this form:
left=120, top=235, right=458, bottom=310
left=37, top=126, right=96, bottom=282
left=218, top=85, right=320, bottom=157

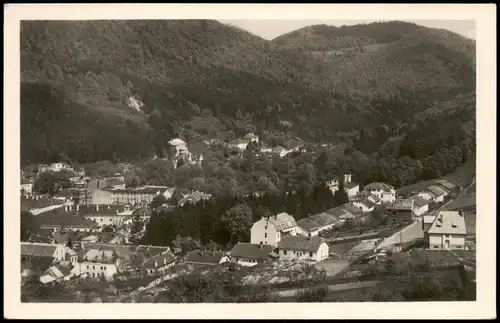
left=21, top=20, right=476, bottom=188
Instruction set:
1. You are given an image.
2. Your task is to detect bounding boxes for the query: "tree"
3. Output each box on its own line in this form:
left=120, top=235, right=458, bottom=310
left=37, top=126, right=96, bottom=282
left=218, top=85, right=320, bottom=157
left=150, top=194, right=168, bottom=210
left=21, top=211, right=36, bottom=241
left=129, top=211, right=143, bottom=244
left=66, top=235, right=73, bottom=249
left=220, top=203, right=253, bottom=244
left=334, top=180, right=349, bottom=205
left=295, top=284, right=330, bottom=302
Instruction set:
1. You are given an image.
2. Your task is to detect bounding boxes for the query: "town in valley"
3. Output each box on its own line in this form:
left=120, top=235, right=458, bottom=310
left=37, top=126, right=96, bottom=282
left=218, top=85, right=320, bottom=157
left=19, top=19, right=477, bottom=303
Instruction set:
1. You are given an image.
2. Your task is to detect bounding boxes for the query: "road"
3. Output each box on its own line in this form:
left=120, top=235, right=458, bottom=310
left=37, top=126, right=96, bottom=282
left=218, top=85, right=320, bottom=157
left=276, top=280, right=379, bottom=298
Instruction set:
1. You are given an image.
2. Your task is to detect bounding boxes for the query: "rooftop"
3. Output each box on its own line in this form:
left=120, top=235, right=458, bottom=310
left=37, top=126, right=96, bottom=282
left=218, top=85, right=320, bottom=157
left=387, top=199, right=414, bottom=210
left=427, top=185, right=447, bottom=197
left=344, top=182, right=359, bottom=189
left=229, top=243, right=274, bottom=260
left=38, top=209, right=98, bottom=228
left=409, top=195, right=430, bottom=208
left=142, top=251, right=176, bottom=269
left=184, top=250, right=226, bottom=265
left=277, top=235, right=326, bottom=252
left=427, top=211, right=467, bottom=235
left=267, top=213, right=298, bottom=232
left=364, top=182, right=394, bottom=192
left=21, top=242, right=58, bottom=258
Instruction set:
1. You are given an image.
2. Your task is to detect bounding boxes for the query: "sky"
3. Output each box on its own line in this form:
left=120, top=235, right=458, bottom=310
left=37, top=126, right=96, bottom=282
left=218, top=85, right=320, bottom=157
left=219, top=20, right=476, bottom=40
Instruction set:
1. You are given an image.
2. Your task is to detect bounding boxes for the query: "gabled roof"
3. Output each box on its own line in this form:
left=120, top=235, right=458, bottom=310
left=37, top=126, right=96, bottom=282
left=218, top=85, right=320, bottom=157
left=78, top=204, right=130, bottom=215
left=38, top=209, right=98, bottom=228
left=426, top=211, right=467, bottom=235
left=266, top=213, right=298, bottom=231
left=142, top=251, right=176, bottom=269
left=364, top=182, right=394, bottom=192
left=387, top=199, right=414, bottom=210
left=309, top=212, right=337, bottom=226
left=277, top=235, right=326, bottom=253
left=52, top=231, right=82, bottom=244
left=419, top=190, right=437, bottom=198
left=185, top=250, right=226, bottom=265
left=229, top=243, right=274, bottom=260
left=297, top=218, right=322, bottom=231
left=409, top=195, right=430, bottom=208
left=21, top=242, right=58, bottom=258
left=342, top=203, right=363, bottom=216
left=435, top=179, right=456, bottom=190
left=360, top=198, right=375, bottom=209
left=28, top=233, right=54, bottom=244
left=329, top=206, right=348, bottom=218
left=344, top=182, right=359, bottom=189
left=427, top=185, right=447, bottom=197
left=367, top=194, right=381, bottom=204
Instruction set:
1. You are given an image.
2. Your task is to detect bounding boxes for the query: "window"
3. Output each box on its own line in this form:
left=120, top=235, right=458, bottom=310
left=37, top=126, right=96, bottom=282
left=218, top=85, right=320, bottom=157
left=93, top=266, right=95, bottom=270
left=309, top=252, right=313, bottom=257
left=434, top=246, right=439, bottom=249
left=284, top=250, right=287, bottom=255
left=264, top=233, right=267, bottom=238
left=457, top=245, right=462, bottom=249
left=87, top=266, right=89, bottom=269
left=265, top=241, right=267, bottom=244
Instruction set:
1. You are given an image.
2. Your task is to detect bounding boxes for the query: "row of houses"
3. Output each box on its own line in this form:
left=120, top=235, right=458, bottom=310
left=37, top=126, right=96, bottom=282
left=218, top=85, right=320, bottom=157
left=21, top=242, right=177, bottom=283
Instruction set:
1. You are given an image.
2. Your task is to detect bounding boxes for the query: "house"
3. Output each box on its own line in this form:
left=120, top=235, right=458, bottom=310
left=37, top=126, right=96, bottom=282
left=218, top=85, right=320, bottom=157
left=21, top=179, right=33, bottom=195
left=142, top=250, right=176, bottom=276
left=409, top=195, right=430, bottom=216
left=39, top=264, right=73, bottom=284
left=178, top=191, right=212, bottom=207
left=277, top=235, right=329, bottom=262
left=229, top=243, right=277, bottom=267
left=424, top=211, right=467, bottom=250
left=81, top=235, right=100, bottom=248
left=21, top=242, right=77, bottom=264
left=426, top=185, right=448, bottom=202
left=21, top=195, right=65, bottom=215
left=297, top=209, right=342, bottom=237
left=78, top=204, right=133, bottom=227
left=341, top=203, right=364, bottom=219
left=326, top=174, right=354, bottom=195
left=169, top=138, right=193, bottom=164
left=251, top=212, right=299, bottom=247
left=184, top=250, right=230, bottom=266
left=93, top=186, right=171, bottom=206
left=28, top=233, right=55, bottom=244
left=353, top=198, right=375, bottom=212
left=363, top=182, right=396, bottom=204
left=243, top=133, right=259, bottom=144
left=417, top=190, right=438, bottom=202
left=78, top=248, right=119, bottom=280
left=386, top=199, right=415, bottom=224
left=434, top=179, right=456, bottom=190
left=49, top=162, right=74, bottom=173
left=229, top=138, right=251, bottom=151
left=38, top=208, right=99, bottom=233
left=366, top=194, right=382, bottom=205
left=344, top=182, right=360, bottom=199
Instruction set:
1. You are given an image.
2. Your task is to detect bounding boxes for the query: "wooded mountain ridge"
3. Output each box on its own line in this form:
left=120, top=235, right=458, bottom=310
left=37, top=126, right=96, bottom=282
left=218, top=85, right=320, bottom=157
left=21, top=20, right=475, bottom=184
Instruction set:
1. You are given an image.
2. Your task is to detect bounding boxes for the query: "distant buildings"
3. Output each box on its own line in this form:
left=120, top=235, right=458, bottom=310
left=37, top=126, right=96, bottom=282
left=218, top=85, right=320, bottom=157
left=178, top=191, right=212, bottom=207
left=21, top=179, right=33, bottom=195
left=78, top=204, right=134, bottom=227
left=92, top=186, right=174, bottom=206
left=424, top=211, right=467, bottom=250
left=250, top=213, right=299, bottom=247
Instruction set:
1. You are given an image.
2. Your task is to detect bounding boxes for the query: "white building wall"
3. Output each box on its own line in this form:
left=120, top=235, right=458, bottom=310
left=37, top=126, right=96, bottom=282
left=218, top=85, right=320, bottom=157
left=80, top=262, right=118, bottom=279
left=278, top=243, right=329, bottom=262
left=413, top=204, right=429, bottom=217
left=250, top=219, right=279, bottom=246
left=428, top=233, right=467, bottom=250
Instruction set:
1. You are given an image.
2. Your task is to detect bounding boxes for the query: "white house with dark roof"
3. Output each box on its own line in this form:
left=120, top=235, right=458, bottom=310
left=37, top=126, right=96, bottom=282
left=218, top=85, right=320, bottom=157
left=277, top=235, right=329, bottom=262
left=363, top=182, right=396, bottom=203
left=409, top=195, right=431, bottom=216
left=424, top=211, right=467, bottom=250
left=229, top=243, right=277, bottom=267
left=78, top=204, right=134, bottom=227
left=78, top=248, right=118, bottom=280
left=39, top=264, right=73, bottom=284
left=251, top=212, right=299, bottom=247
left=353, top=198, right=375, bottom=212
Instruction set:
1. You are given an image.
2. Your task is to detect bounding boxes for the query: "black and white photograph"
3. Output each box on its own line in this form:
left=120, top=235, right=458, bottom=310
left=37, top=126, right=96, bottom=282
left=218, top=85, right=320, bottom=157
left=4, top=3, right=496, bottom=320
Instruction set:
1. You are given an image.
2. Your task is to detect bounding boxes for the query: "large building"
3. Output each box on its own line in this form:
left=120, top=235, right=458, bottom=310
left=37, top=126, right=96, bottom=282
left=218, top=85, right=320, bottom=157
left=250, top=213, right=299, bottom=247
left=424, top=211, right=467, bottom=250
left=77, top=204, right=134, bottom=227
left=92, top=186, right=173, bottom=206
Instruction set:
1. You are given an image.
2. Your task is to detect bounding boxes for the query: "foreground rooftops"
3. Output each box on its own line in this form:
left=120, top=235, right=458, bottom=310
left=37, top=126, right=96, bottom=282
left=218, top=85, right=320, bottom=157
left=364, top=182, right=394, bottom=192
left=230, top=243, right=275, bottom=260
left=277, top=235, right=326, bottom=252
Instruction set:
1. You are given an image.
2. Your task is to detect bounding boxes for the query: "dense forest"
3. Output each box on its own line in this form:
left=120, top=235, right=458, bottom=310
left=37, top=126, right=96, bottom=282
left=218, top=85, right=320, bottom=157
left=21, top=20, right=476, bottom=195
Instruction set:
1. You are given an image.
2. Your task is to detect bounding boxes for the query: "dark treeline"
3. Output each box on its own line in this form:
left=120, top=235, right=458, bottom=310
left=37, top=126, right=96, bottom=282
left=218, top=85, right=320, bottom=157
left=141, top=182, right=342, bottom=248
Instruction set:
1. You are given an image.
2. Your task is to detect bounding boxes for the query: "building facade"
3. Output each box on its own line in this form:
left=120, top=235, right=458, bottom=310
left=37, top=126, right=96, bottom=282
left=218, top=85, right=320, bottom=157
left=250, top=213, right=299, bottom=247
